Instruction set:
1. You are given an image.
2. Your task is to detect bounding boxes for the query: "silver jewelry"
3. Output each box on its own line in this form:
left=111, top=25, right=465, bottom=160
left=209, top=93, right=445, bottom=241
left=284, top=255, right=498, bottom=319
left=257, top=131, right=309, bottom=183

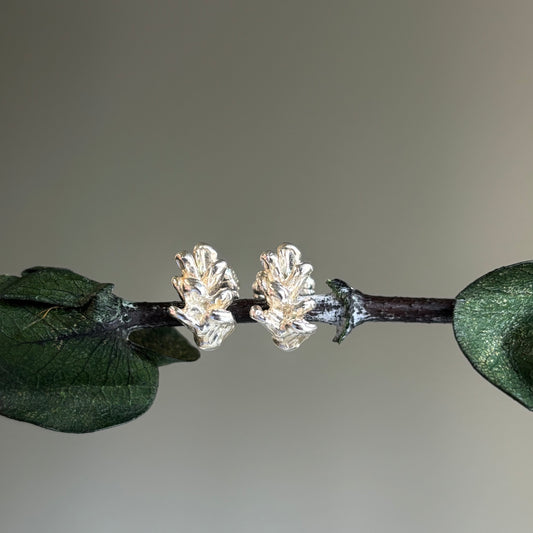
left=169, top=243, right=239, bottom=350
left=250, top=243, right=317, bottom=351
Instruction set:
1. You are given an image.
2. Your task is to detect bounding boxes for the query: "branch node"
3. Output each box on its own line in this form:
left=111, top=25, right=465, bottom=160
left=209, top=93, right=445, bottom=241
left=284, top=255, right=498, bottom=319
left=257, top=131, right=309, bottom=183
left=326, top=279, right=369, bottom=343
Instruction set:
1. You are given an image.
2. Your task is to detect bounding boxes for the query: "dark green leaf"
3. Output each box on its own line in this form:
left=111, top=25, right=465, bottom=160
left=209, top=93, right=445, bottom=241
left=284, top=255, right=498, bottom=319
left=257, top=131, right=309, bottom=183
left=129, top=327, right=200, bottom=366
left=0, top=267, right=198, bottom=432
left=0, top=266, right=113, bottom=307
left=0, top=275, right=17, bottom=292
left=454, top=261, right=533, bottom=409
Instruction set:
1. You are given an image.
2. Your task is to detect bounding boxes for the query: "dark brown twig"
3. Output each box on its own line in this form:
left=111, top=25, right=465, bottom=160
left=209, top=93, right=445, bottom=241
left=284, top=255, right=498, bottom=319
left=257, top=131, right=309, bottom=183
left=126, top=279, right=454, bottom=343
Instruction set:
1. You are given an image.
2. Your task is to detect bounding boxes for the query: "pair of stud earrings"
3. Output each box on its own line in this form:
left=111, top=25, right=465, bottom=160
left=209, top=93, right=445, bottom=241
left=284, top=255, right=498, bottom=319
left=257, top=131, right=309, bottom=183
left=169, top=243, right=317, bottom=351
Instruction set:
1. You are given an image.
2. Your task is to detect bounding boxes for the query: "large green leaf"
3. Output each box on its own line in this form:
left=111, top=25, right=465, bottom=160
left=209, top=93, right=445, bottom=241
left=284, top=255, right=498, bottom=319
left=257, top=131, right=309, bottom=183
left=454, top=261, right=533, bottom=409
left=0, top=267, right=199, bottom=432
left=0, top=266, right=113, bottom=306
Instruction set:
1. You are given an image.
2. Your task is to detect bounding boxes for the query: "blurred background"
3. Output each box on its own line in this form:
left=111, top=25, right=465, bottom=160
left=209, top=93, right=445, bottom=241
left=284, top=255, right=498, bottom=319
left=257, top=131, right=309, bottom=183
left=2, top=2, right=533, bottom=532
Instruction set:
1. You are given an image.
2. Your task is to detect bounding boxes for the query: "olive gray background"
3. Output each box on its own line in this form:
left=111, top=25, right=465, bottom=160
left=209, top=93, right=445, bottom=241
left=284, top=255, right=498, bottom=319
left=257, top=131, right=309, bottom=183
left=2, top=2, right=533, bottom=532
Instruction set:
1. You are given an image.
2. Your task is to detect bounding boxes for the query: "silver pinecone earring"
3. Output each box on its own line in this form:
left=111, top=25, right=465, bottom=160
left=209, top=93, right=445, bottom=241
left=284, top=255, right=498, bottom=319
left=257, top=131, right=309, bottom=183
left=250, top=243, right=317, bottom=351
left=169, top=243, right=239, bottom=350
